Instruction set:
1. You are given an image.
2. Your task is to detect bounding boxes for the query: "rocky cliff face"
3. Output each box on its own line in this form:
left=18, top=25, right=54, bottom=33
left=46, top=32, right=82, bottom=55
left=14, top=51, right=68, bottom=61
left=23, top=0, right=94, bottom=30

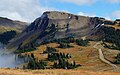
left=7, top=11, right=105, bottom=51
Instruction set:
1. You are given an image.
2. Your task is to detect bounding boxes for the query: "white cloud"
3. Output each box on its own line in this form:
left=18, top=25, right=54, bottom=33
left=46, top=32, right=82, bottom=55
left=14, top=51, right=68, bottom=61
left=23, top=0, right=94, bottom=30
left=58, top=0, right=96, bottom=5
left=104, top=16, right=111, bottom=20
left=107, top=0, right=120, bottom=3
left=78, top=12, right=112, bottom=20
left=78, top=12, right=96, bottom=17
left=112, top=10, right=120, bottom=19
left=0, top=0, right=54, bottom=22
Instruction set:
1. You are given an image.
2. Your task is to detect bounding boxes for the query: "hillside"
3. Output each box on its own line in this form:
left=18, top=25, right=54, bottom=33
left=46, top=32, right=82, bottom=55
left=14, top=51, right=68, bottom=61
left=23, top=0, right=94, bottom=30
left=4, top=11, right=120, bottom=74
left=7, top=11, right=105, bottom=51
left=0, top=17, right=28, bottom=33
left=16, top=40, right=120, bottom=71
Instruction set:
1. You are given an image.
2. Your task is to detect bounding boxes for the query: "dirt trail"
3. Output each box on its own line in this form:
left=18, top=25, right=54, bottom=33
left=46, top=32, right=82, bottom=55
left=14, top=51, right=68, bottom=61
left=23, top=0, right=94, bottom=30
left=93, top=41, right=118, bottom=70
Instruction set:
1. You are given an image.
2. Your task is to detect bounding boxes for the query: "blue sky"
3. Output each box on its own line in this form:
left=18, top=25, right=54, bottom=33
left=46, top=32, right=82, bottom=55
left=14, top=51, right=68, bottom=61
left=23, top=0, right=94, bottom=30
left=40, top=0, right=120, bottom=20
left=0, top=0, right=119, bottom=22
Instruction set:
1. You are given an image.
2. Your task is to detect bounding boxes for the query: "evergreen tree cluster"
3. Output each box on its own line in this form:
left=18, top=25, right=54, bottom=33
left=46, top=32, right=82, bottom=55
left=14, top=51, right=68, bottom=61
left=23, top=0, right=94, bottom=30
left=113, top=53, right=120, bottom=64
left=15, top=43, right=37, bottom=53
left=17, top=53, right=47, bottom=69
left=58, top=42, right=73, bottom=49
left=53, top=59, right=79, bottom=69
left=42, top=36, right=75, bottom=45
left=43, top=47, right=58, bottom=54
left=55, top=37, right=75, bottom=43
left=27, top=53, right=47, bottom=69
left=27, top=59, right=47, bottom=69
left=101, top=26, right=120, bottom=50
left=0, top=30, right=16, bottom=44
left=48, top=52, right=71, bottom=61
left=75, top=39, right=89, bottom=46
left=102, top=42, right=117, bottom=50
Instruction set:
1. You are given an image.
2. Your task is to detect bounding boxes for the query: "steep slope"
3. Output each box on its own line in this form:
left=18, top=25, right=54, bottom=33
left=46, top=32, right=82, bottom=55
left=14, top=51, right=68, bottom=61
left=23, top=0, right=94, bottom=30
left=0, top=17, right=28, bottom=33
left=7, top=11, right=106, bottom=51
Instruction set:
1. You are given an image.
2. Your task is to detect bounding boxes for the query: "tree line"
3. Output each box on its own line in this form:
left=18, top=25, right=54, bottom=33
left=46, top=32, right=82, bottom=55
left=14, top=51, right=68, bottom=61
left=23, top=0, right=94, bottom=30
left=0, top=30, right=16, bottom=44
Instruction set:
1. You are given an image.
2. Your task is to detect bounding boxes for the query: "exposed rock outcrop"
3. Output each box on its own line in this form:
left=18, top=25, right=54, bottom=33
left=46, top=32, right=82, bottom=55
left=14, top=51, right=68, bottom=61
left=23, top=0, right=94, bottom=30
left=7, top=11, right=107, bottom=51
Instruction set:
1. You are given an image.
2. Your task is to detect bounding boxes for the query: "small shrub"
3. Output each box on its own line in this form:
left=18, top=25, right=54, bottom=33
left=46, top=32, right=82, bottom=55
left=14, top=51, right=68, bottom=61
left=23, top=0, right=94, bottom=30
left=43, top=47, right=57, bottom=54
left=58, top=43, right=73, bottom=49
left=53, top=59, right=80, bottom=69
left=76, top=39, right=89, bottom=46
left=113, top=53, right=120, bottom=64
left=47, top=53, right=71, bottom=61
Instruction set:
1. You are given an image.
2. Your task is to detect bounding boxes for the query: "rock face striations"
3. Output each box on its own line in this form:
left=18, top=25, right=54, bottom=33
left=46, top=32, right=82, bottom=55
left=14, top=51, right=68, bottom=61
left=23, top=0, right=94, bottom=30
left=7, top=11, right=107, bottom=51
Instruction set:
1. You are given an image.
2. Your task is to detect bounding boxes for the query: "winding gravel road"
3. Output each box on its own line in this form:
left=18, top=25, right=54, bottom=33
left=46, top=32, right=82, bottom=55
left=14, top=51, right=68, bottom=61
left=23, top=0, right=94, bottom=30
left=93, top=41, right=118, bottom=70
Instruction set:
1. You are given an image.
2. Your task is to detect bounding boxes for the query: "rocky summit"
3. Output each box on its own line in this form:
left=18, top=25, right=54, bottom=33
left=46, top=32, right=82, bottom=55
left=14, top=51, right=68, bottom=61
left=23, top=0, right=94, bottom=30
left=6, top=11, right=113, bottom=51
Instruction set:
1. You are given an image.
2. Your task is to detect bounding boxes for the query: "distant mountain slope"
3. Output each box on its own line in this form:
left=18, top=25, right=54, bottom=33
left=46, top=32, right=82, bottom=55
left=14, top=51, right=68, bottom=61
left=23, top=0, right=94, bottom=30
left=0, top=17, right=28, bottom=33
left=6, top=11, right=114, bottom=51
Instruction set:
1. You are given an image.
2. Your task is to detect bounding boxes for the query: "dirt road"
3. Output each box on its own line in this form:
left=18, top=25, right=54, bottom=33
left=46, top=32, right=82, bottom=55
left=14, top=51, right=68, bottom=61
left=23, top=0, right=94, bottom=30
left=93, top=41, right=118, bottom=70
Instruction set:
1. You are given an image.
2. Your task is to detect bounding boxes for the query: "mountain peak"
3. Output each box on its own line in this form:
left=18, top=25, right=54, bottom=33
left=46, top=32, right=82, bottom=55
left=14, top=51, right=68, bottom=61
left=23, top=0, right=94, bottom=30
left=6, top=11, right=110, bottom=51
left=42, top=11, right=88, bottom=20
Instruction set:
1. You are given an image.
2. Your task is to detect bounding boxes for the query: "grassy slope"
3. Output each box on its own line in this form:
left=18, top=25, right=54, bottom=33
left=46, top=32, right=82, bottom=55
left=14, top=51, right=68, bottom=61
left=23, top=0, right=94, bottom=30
left=105, top=24, right=120, bottom=30
left=1, top=41, right=120, bottom=75
left=0, top=26, right=20, bottom=33
left=21, top=41, right=120, bottom=72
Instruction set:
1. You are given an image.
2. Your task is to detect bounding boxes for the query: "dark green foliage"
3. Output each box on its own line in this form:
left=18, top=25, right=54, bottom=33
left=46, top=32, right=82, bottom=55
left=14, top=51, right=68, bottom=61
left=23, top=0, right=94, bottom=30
left=31, top=53, right=35, bottom=60
left=27, top=53, right=47, bottom=69
left=27, top=58, right=36, bottom=69
left=15, top=43, right=37, bottom=53
left=16, top=53, right=47, bottom=69
left=58, top=42, right=73, bottom=49
left=103, top=42, right=117, bottom=50
left=37, top=60, right=47, bottom=69
left=27, top=60, right=47, bottom=69
left=56, top=37, right=75, bottom=43
left=41, top=37, right=75, bottom=45
left=43, top=47, right=57, bottom=54
left=53, top=59, right=79, bottom=69
left=47, top=53, right=71, bottom=61
left=101, top=26, right=120, bottom=50
left=75, top=39, right=89, bottom=46
left=15, top=49, right=35, bottom=53
left=0, top=30, right=16, bottom=44
left=113, top=53, right=120, bottom=64
left=104, top=21, right=114, bottom=25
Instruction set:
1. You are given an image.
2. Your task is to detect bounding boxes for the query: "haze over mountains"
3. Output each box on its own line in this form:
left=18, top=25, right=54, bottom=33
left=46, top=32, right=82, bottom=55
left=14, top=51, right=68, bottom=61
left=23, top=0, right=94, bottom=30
left=0, top=17, right=28, bottom=68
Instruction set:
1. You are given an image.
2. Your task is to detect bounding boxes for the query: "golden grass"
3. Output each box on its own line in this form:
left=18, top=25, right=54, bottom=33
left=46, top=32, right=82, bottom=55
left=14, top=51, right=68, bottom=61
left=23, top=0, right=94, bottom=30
left=2, top=41, right=120, bottom=75
left=0, top=68, right=120, bottom=75
left=105, top=25, right=120, bottom=30
left=0, top=26, right=19, bottom=33
left=21, top=41, right=120, bottom=71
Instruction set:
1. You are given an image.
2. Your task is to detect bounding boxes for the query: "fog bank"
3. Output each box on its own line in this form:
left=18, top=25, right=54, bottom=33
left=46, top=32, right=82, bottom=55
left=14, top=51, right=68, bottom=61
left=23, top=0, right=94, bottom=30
left=0, top=43, right=20, bottom=68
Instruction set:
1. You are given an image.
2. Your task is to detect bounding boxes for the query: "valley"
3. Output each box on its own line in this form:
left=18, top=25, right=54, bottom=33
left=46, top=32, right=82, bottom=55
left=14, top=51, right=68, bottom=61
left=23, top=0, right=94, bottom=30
left=0, top=11, right=120, bottom=75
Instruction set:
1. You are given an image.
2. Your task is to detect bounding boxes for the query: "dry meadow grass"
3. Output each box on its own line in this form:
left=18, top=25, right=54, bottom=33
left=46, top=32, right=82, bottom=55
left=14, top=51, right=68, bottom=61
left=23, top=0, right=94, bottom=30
left=1, top=69, right=120, bottom=75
